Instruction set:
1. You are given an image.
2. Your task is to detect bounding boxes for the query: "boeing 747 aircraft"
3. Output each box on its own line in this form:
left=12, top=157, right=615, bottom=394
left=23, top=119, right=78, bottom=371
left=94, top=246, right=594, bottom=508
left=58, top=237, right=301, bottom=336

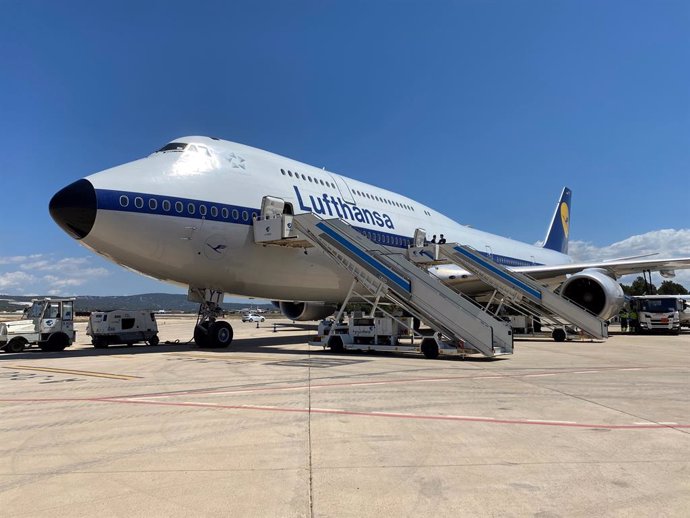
left=49, top=136, right=690, bottom=348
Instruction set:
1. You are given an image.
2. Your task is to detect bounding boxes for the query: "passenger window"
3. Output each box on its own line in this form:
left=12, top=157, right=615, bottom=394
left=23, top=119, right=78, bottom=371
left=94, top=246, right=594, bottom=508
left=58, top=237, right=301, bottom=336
left=119, top=195, right=129, bottom=207
left=134, top=197, right=144, bottom=209
left=242, top=210, right=249, bottom=221
left=222, top=207, right=229, bottom=219
left=288, top=170, right=293, bottom=177
left=188, top=203, right=196, bottom=215
left=149, top=198, right=157, bottom=210
left=301, top=174, right=307, bottom=181
left=175, top=201, right=183, bottom=213
left=162, top=200, right=171, bottom=211
left=320, top=179, right=325, bottom=186
left=232, top=209, right=239, bottom=220
left=281, top=169, right=286, bottom=175
left=308, top=176, right=313, bottom=182
left=199, top=205, right=207, bottom=216
left=211, top=206, right=218, bottom=217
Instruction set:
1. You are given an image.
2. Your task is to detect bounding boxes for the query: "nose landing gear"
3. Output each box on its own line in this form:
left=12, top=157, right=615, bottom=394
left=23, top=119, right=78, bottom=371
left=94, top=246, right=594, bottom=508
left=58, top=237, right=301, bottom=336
left=190, top=288, right=234, bottom=349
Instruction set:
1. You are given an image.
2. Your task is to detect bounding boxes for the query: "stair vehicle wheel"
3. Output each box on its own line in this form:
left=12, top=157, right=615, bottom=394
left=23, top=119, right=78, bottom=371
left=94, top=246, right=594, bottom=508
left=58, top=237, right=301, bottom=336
left=148, top=334, right=160, bottom=346
left=194, top=322, right=210, bottom=347
left=421, top=338, right=439, bottom=359
left=92, top=337, right=109, bottom=349
left=207, top=321, right=233, bottom=348
left=328, top=335, right=344, bottom=353
left=40, top=333, right=69, bottom=352
left=4, top=338, right=27, bottom=353
left=552, top=328, right=567, bottom=342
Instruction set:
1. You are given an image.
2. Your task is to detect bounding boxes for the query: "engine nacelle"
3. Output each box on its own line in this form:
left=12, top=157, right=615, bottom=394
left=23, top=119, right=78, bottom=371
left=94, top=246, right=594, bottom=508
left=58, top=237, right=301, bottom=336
left=277, top=301, right=338, bottom=321
left=560, top=268, right=625, bottom=320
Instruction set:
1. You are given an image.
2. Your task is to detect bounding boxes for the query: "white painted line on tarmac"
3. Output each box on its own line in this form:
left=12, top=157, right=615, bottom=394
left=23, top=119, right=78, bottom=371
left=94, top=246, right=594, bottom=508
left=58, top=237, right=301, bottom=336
left=525, top=373, right=557, bottom=377
left=659, top=422, right=678, bottom=425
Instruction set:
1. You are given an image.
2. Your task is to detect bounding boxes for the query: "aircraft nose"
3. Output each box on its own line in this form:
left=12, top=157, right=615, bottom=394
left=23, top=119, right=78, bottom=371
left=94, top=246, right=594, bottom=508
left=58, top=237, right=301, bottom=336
left=49, top=179, right=97, bottom=239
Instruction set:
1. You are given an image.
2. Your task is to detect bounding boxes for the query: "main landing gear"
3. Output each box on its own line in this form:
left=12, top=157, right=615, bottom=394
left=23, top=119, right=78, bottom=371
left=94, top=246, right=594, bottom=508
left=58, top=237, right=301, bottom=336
left=189, top=288, right=234, bottom=349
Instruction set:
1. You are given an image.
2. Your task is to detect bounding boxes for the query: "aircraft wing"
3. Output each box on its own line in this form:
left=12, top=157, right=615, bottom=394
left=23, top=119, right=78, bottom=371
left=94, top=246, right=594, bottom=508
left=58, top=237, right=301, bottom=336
left=515, top=257, right=690, bottom=283
left=437, top=257, right=690, bottom=293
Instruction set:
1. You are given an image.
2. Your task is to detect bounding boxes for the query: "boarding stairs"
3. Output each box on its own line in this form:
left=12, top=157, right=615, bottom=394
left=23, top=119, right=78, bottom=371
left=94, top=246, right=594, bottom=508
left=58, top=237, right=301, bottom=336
left=409, top=244, right=608, bottom=340
left=286, top=213, right=514, bottom=357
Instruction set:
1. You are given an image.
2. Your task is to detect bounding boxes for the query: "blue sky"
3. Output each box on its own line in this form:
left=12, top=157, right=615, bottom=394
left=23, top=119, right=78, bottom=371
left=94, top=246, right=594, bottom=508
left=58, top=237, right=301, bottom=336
left=1, top=0, right=688, bottom=296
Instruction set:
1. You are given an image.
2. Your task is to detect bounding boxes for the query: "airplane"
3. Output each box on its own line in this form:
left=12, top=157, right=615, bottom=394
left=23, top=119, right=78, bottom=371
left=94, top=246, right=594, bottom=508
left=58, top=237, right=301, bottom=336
left=49, top=136, right=690, bottom=348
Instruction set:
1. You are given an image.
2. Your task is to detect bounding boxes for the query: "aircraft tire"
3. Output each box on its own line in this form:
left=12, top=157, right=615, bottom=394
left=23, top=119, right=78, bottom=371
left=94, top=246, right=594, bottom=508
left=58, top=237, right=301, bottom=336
left=194, top=322, right=210, bottom=348
left=4, top=338, right=27, bottom=353
left=421, top=338, right=439, bottom=359
left=552, top=328, right=567, bottom=342
left=207, top=321, right=233, bottom=348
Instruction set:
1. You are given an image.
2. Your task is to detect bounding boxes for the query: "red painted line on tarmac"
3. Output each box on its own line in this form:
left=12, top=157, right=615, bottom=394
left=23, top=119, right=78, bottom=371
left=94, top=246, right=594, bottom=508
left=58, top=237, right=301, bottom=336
left=99, top=397, right=690, bottom=430
left=3, top=395, right=687, bottom=430
left=98, top=365, right=656, bottom=401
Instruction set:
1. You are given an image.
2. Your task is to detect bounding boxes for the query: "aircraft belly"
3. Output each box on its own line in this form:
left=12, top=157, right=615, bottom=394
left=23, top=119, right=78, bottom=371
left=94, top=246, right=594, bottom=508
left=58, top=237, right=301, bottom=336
left=83, top=211, right=351, bottom=301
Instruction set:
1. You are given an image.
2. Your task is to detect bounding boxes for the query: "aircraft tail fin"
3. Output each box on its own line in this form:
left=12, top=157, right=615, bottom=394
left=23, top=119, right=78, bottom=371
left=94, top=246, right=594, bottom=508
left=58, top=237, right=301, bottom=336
left=543, top=187, right=572, bottom=255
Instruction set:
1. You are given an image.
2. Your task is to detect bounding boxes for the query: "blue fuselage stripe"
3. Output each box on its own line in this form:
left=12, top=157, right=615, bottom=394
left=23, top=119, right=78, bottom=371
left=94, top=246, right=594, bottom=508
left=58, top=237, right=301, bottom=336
left=94, top=188, right=543, bottom=269
left=316, top=222, right=412, bottom=293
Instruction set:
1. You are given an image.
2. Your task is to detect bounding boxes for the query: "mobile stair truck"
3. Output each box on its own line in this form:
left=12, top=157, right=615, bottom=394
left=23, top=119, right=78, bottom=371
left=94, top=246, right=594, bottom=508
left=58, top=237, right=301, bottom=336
left=0, top=298, right=76, bottom=353
left=252, top=200, right=608, bottom=359
left=86, top=310, right=160, bottom=348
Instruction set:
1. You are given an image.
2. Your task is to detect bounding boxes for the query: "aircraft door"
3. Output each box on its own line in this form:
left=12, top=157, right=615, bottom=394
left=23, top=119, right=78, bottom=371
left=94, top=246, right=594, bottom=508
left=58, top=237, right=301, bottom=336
left=260, top=196, right=285, bottom=218
left=327, top=174, right=356, bottom=204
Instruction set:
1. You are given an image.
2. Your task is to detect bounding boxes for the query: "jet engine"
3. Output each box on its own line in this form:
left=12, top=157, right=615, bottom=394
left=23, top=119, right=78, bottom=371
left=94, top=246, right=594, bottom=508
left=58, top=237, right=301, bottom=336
left=277, top=302, right=338, bottom=321
left=560, top=268, right=625, bottom=320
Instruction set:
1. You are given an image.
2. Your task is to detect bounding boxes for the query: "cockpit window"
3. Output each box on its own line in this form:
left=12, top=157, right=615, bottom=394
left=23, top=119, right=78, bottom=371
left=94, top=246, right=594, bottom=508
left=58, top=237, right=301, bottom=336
left=157, top=142, right=188, bottom=152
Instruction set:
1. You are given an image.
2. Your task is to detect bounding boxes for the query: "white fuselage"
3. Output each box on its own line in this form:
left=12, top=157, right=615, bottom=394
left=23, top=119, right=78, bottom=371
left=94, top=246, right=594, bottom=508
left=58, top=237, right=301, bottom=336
left=77, top=136, right=571, bottom=302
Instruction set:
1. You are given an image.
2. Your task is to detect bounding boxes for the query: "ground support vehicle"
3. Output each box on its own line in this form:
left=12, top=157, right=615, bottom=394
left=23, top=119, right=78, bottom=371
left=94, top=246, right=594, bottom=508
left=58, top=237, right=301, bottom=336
left=630, top=296, right=686, bottom=334
left=86, top=310, right=159, bottom=348
left=310, top=311, right=471, bottom=359
left=0, top=298, right=75, bottom=353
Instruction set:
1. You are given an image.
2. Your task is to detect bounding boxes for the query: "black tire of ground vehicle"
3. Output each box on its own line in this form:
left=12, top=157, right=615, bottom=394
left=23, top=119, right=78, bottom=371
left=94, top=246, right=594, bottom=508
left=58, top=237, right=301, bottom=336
left=205, top=321, right=233, bottom=348
left=552, top=328, right=567, bottom=342
left=328, top=335, right=344, bottom=353
left=148, top=334, right=160, bottom=346
left=92, top=337, right=109, bottom=349
left=421, top=338, right=439, bottom=359
left=40, top=333, right=70, bottom=352
left=4, top=337, right=27, bottom=353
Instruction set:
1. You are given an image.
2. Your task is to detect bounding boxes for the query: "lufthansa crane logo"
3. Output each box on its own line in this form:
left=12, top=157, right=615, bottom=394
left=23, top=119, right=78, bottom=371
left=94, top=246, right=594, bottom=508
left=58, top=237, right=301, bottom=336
left=560, top=202, right=570, bottom=238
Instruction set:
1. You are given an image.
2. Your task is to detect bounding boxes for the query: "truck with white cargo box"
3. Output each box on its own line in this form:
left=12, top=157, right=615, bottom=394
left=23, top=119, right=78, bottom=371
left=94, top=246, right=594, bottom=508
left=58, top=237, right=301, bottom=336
left=630, top=295, right=686, bottom=334
left=86, top=310, right=159, bottom=348
left=0, top=298, right=76, bottom=353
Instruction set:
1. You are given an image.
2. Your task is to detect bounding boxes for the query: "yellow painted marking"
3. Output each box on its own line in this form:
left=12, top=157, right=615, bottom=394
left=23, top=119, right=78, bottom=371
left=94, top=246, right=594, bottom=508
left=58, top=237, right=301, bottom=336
left=165, top=353, right=279, bottom=362
left=4, top=365, right=141, bottom=380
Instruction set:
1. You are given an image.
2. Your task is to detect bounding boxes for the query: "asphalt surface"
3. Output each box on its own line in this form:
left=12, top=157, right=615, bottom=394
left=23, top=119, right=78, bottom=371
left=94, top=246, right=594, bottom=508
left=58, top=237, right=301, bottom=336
left=1, top=316, right=688, bottom=517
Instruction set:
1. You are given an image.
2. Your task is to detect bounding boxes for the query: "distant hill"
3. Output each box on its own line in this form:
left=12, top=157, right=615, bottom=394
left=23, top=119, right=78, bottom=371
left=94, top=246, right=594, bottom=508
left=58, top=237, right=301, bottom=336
left=0, top=294, right=275, bottom=314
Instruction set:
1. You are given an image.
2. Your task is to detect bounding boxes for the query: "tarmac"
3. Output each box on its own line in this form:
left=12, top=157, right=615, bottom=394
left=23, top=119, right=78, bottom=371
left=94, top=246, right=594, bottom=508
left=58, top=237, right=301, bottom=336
left=1, top=315, right=689, bottom=517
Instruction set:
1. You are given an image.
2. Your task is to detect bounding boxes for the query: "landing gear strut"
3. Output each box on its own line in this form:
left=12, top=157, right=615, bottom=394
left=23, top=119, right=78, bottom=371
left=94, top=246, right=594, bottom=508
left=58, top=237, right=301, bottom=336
left=189, top=288, right=234, bottom=349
